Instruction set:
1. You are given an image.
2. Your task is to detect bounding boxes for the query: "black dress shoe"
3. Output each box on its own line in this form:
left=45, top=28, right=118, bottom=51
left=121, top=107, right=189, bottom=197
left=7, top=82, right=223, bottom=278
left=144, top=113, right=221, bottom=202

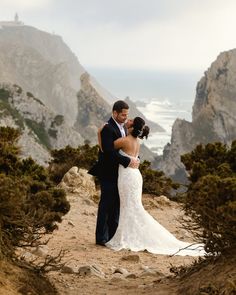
left=96, top=240, right=107, bottom=246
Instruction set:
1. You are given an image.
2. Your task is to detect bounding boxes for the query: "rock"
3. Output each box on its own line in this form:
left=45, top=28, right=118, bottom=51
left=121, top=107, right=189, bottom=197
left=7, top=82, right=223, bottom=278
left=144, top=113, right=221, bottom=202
left=20, top=251, right=35, bottom=261
left=0, top=25, right=114, bottom=135
left=78, top=265, right=105, bottom=278
left=155, top=49, right=236, bottom=182
left=113, top=268, right=130, bottom=276
left=61, top=265, right=78, bottom=274
left=139, top=269, right=159, bottom=278
left=140, top=265, right=149, bottom=271
left=156, top=195, right=171, bottom=206
left=68, top=221, right=75, bottom=227
left=31, top=245, right=49, bottom=257
left=59, top=167, right=96, bottom=197
left=110, top=273, right=127, bottom=282
left=125, top=273, right=137, bottom=279
left=83, top=199, right=94, bottom=206
left=121, top=254, right=140, bottom=263
left=139, top=268, right=164, bottom=278
left=0, top=84, right=84, bottom=166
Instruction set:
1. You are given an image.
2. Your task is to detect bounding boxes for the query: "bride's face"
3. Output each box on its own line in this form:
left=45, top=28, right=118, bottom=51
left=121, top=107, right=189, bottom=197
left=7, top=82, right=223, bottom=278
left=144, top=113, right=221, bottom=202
left=125, top=119, right=134, bottom=134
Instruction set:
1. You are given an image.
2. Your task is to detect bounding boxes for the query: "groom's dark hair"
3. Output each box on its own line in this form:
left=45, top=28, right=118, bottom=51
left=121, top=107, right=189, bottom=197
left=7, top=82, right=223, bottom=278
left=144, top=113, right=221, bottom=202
left=112, top=100, right=129, bottom=113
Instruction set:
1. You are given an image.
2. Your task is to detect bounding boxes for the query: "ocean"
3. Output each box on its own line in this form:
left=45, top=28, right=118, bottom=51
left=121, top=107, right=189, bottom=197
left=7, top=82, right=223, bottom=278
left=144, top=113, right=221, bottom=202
left=87, top=67, right=200, bottom=154
left=136, top=99, right=193, bottom=154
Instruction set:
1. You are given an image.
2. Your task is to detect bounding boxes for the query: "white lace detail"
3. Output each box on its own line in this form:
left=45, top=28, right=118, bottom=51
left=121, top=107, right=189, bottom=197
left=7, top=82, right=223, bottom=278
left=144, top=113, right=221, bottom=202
left=106, top=150, right=205, bottom=256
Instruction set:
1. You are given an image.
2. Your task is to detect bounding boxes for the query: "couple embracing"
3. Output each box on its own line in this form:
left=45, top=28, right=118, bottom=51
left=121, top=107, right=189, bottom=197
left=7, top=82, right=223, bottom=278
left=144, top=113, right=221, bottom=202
left=89, top=100, right=205, bottom=256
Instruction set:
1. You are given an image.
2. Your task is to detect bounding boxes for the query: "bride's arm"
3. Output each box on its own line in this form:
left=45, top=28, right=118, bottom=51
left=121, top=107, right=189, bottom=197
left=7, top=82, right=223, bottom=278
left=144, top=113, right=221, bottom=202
left=97, top=123, right=108, bottom=151
left=114, top=137, right=126, bottom=149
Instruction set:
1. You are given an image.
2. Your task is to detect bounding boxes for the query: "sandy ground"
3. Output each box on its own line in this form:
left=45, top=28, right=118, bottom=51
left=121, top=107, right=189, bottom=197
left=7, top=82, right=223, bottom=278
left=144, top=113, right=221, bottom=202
left=34, top=192, right=201, bottom=295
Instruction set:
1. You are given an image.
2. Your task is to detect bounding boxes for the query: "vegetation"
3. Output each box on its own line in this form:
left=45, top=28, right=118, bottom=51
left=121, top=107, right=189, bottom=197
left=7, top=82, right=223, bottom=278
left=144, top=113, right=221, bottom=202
left=140, top=160, right=179, bottom=197
left=0, top=126, right=70, bottom=260
left=49, top=144, right=100, bottom=184
left=25, top=119, right=51, bottom=149
left=181, top=141, right=236, bottom=255
left=48, top=128, right=58, bottom=139
left=52, top=115, right=64, bottom=127
left=13, top=84, right=22, bottom=94
left=0, top=88, right=24, bottom=129
left=49, top=145, right=178, bottom=196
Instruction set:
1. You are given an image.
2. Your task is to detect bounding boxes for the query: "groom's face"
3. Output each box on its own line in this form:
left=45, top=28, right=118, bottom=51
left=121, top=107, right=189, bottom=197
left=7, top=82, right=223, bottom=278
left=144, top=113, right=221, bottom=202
left=113, top=109, right=129, bottom=124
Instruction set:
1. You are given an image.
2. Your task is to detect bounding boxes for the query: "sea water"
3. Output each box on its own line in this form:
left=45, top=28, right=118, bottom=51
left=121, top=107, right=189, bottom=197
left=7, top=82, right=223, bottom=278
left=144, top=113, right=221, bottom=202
left=137, top=99, right=193, bottom=155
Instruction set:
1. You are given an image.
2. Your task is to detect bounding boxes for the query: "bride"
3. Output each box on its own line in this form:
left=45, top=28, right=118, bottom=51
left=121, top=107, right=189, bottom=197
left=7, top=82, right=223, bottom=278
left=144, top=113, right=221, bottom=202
left=104, top=117, right=205, bottom=256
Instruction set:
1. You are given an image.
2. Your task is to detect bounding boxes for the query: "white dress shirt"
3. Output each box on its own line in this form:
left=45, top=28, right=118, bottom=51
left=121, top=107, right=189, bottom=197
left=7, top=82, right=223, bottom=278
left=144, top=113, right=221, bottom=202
left=112, top=116, right=126, bottom=137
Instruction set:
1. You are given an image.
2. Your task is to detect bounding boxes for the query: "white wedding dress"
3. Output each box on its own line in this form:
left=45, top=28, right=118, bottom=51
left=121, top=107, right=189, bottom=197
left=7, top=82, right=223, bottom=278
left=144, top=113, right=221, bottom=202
left=106, top=150, right=205, bottom=256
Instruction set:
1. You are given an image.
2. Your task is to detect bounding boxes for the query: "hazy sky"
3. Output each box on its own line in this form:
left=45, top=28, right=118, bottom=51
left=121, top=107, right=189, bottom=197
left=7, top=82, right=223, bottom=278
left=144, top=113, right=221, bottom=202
left=1, top=0, right=236, bottom=72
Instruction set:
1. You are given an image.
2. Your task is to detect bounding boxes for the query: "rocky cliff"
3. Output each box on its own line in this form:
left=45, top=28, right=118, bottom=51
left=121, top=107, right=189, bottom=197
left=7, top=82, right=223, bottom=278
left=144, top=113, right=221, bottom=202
left=0, top=25, right=114, bottom=127
left=0, top=84, right=83, bottom=165
left=156, top=49, right=236, bottom=181
left=0, top=23, right=157, bottom=163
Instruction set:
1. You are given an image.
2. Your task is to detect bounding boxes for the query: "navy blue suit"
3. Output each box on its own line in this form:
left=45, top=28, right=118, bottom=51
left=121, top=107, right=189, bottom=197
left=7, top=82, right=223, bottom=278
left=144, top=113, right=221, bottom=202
left=89, top=117, right=130, bottom=243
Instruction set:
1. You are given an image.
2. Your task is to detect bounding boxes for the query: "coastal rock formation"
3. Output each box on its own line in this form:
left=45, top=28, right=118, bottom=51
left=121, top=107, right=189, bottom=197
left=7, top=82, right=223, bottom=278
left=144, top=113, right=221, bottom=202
left=74, top=72, right=111, bottom=142
left=0, top=24, right=114, bottom=128
left=156, top=49, right=236, bottom=181
left=0, top=24, right=159, bottom=161
left=0, top=84, right=83, bottom=165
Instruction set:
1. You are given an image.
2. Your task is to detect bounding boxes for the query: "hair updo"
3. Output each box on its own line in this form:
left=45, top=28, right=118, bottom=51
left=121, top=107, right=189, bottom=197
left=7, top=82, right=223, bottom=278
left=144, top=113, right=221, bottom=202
left=131, top=117, right=150, bottom=139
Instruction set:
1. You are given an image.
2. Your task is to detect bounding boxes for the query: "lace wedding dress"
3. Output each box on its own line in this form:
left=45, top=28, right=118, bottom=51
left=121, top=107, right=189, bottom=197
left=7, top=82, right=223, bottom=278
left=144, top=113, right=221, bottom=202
left=106, top=150, right=205, bottom=256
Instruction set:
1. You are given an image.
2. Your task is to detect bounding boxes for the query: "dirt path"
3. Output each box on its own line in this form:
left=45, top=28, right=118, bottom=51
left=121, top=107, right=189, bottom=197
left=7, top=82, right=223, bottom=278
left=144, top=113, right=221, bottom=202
left=38, top=190, right=199, bottom=295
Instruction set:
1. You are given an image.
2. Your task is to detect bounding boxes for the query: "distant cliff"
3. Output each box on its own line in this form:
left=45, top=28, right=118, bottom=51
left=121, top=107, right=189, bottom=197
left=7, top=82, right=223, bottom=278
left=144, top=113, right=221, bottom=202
left=0, top=24, right=160, bottom=163
left=0, top=84, right=83, bottom=165
left=156, top=49, right=236, bottom=181
left=0, top=25, right=114, bottom=127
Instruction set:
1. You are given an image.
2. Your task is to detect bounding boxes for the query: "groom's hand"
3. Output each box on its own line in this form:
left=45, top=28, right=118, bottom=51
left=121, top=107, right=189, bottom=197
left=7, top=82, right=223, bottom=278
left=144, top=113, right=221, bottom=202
left=128, top=158, right=140, bottom=169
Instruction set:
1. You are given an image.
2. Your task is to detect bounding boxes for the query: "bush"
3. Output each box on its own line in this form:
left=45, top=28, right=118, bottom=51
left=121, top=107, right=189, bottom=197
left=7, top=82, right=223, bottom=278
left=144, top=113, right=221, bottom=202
left=181, top=141, right=236, bottom=254
left=49, top=144, right=99, bottom=184
left=49, top=145, right=179, bottom=196
left=0, top=127, right=70, bottom=259
left=140, top=160, right=179, bottom=197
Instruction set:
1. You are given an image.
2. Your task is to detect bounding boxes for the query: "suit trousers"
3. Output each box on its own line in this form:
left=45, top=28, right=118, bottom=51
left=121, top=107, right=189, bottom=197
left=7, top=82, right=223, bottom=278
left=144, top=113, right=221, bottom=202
left=96, top=178, right=120, bottom=243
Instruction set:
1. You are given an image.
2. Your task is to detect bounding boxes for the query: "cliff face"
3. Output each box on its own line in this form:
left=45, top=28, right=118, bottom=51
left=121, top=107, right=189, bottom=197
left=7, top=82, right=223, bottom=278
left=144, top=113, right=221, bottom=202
left=0, top=24, right=159, bottom=163
left=74, top=72, right=111, bottom=142
left=156, top=49, right=236, bottom=181
left=0, top=25, right=114, bottom=127
left=0, top=84, right=83, bottom=165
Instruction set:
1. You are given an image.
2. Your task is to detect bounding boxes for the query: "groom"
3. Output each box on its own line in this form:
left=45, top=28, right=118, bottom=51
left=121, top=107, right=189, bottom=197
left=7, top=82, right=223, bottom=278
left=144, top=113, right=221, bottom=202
left=89, top=100, right=139, bottom=246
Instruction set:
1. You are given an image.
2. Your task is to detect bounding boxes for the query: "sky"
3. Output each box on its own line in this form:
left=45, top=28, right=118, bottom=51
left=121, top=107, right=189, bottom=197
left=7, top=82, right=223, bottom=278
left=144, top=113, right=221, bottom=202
left=1, top=0, right=236, bottom=100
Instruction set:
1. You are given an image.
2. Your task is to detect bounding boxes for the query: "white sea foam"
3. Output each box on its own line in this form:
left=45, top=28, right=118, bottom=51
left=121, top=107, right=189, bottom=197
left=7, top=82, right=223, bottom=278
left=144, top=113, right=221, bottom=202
left=138, top=98, right=192, bottom=155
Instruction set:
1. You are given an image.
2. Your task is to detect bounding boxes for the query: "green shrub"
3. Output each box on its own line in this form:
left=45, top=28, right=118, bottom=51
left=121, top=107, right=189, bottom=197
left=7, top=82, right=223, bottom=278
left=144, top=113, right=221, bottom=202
left=181, top=141, right=236, bottom=254
left=0, top=127, right=70, bottom=259
left=52, top=115, right=64, bottom=127
left=0, top=89, right=24, bottom=129
left=25, top=119, right=51, bottom=149
left=49, top=145, right=179, bottom=196
left=140, top=160, right=179, bottom=197
left=48, top=128, right=57, bottom=139
left=49, top=144, right=99, bottom=184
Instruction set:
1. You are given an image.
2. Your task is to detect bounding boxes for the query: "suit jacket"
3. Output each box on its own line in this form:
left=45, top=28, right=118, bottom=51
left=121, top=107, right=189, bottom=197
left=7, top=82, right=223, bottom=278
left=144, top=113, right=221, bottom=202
left=88, top=117, right=131, bottom=180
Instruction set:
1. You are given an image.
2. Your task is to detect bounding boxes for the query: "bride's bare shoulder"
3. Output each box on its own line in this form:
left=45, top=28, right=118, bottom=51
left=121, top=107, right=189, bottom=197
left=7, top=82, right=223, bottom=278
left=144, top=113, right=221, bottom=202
left=114, top=137, right=127, bottom=149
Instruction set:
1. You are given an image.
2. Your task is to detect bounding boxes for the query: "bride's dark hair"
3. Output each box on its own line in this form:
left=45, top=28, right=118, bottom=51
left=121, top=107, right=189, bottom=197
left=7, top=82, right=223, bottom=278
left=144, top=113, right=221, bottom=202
left=131, top=117, right=150, bottom=139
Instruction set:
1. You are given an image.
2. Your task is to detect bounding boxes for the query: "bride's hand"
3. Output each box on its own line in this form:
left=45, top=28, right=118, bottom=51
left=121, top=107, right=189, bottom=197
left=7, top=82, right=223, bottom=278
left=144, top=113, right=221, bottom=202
left=98, top=123, right=108, bottom=151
